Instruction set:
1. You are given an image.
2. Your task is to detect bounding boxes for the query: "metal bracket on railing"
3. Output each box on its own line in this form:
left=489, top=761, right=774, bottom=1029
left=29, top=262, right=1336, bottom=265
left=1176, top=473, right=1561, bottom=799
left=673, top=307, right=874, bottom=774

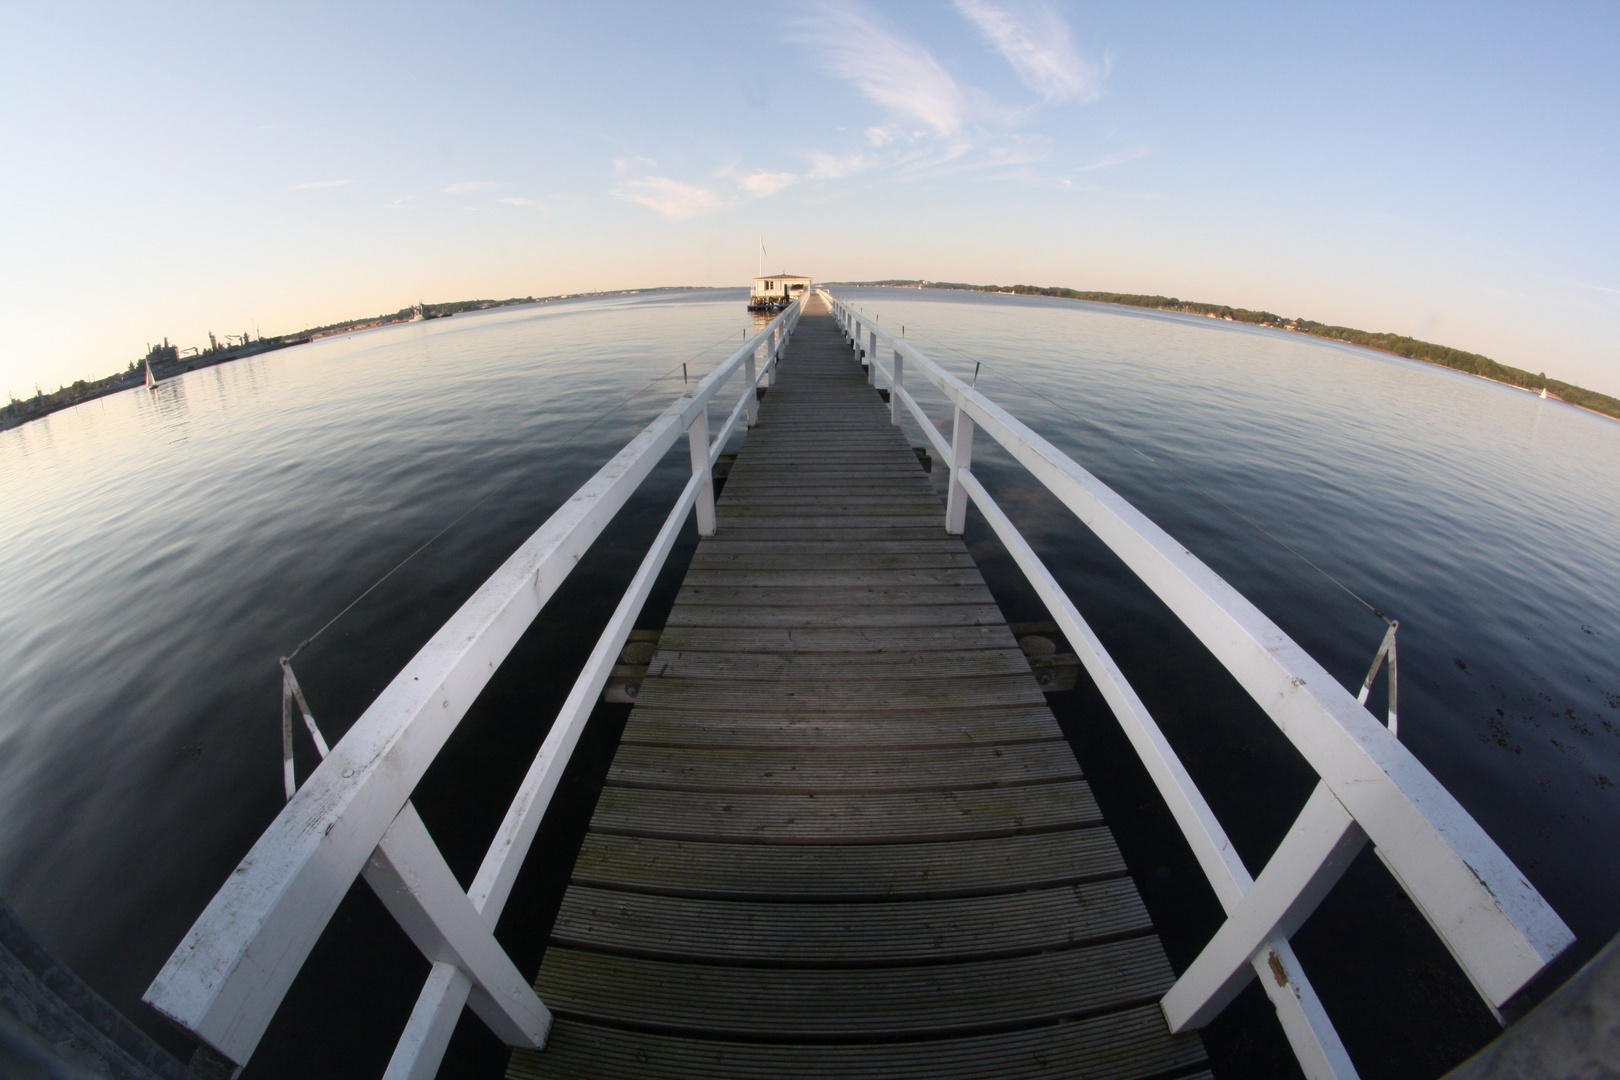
left=280, top=657, right=330, bottom=799
left=1356, top=621, right=1398, bottom=737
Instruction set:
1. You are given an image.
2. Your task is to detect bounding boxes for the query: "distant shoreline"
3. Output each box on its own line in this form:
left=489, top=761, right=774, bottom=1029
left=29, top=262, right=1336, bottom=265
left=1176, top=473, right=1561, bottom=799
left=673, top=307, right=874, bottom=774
left=1, top=287, right=708, bottom=434
left=11, top=280, right=1613, bottom=434
left=831, top=279, right=1620, bottom=424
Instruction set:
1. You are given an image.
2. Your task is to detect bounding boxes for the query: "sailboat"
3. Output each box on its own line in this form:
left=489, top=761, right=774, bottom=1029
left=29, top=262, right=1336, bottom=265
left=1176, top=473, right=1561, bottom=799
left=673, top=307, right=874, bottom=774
left=145, top=358, right=158, bottom=391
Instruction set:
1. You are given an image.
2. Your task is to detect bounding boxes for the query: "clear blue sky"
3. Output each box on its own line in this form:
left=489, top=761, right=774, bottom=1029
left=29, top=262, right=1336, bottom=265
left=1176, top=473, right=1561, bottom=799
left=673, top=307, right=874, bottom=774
left=3, top=2, right=1617, bottom=396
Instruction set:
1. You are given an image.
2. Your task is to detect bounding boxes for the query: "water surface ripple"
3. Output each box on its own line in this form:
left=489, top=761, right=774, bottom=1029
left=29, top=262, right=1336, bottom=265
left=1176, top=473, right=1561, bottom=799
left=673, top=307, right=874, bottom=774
left=1, top=287, right=1615, bottom=1078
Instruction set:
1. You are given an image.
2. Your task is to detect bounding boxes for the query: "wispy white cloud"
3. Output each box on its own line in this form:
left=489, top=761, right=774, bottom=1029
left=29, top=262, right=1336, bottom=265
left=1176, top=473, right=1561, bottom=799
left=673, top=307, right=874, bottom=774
left=442, top=180, right=498, bottom=194
left=954, top=0, right=1106, bottom=102
left=1569, top=280, right=1620, bottom=297
left=608, top=2, right=1112, bottom=214
left=793, top=2, right=966, bottom=136
left=738, top=170, right=797, bottom=197
left=497, top=196, right=543, bottom=207
left=1074, top=146, right=1148, bottom=172
left=805, top=151, right=871, bottom=180
left=382, top=195, right=419, bottom=210
left=611, top=175, right=722, bottom=220
left=289, top=179, right=352, bottom=190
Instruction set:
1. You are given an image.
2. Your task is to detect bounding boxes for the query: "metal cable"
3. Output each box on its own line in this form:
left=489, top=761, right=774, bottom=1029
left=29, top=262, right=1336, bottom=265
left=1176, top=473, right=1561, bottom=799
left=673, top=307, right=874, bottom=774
left=284, top=326, right=749, bottom=660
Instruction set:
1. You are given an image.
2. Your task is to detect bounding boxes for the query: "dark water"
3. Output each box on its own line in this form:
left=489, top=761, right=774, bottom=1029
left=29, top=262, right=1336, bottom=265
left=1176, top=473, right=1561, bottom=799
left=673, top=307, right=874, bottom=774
left=1, top=287, right=1615, bottom=1078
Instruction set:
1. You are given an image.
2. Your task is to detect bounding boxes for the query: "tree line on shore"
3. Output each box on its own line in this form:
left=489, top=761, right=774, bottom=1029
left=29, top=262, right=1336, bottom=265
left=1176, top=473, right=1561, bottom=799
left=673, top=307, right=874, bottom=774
left=857, top=279, right=1620, bottom=422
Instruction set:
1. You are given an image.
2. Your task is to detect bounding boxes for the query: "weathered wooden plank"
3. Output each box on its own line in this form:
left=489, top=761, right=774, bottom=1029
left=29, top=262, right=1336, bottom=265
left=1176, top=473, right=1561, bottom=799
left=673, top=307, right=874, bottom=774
left=674, top=584, right=995, bottom=607
left=606, top=742, right=1079, bottom=793
left=717, top=484, right=935, bottom=499
left=705, top=528, right=952, bottom=543
left=718, top=508, right=944, bottom=523
left=712, top=516, right=946, bottom=531
left=653, top=625, right=1020, bottom=653
left=590, top=781, right=1101, bottom=843
left=717, top=498, right=942, bottom=512
left=620, top=710, right=1063, bottom=750
left=632, top=675, right=1047, bottom=712
left=722, top=468, right=930, bottom=481
left=726, top=453, right=919, bottom=463
left=505, top=313, right=1204, bottom=1080
left=570, top=830, right=1129, bottom=899
left=738, top=440, right=905, bottom=450
left=665, top=604, right=1007, bottom=628
left=680, top=568, right=986, bottom=586
left=552, top=879, right=1147, bottom=963
left=693, top=538, right=964, bottom=554
left=720, top=473, right=931, bottom=487
left=687, top=551, right=976, bottom=570
left=509, top=1008, right=1206, bottom=1080
left=645, top=647, right=1032, bottom=679
left=533, top=939, right=1174, bottom=1037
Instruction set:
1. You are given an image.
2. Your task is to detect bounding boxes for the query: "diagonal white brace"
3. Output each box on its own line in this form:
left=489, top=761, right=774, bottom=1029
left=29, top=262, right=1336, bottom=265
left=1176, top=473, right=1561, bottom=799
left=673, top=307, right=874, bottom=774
left=381, top=473, right=706, bottom=1080
left=958, top=468, right=1357, bottom=1076
left=1163, top=782, right=1367, bottom=1032
left=363, top=805, right=551, bottom=1050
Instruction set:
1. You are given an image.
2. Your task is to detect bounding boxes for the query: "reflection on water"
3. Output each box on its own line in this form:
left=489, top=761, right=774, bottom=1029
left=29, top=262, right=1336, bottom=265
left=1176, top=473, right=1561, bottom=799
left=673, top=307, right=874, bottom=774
left=846, top=287, right=1620, bottom=1074
left=1, top=287, right=1616, bottom=1079
left=0, top=292, right=755, bottom=1075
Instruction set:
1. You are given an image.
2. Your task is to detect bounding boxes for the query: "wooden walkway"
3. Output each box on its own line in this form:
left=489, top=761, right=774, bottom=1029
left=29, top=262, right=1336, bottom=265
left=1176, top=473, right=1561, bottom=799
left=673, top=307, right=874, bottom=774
left=508, top=315, right=1209, bottom=1079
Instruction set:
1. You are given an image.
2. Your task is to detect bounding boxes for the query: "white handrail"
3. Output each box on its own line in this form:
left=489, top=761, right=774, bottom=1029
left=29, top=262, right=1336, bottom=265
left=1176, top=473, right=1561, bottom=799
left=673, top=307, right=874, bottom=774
left=826, top=291, right=1572, bottom=1080
left=144, top=301, right=801, bottom=1069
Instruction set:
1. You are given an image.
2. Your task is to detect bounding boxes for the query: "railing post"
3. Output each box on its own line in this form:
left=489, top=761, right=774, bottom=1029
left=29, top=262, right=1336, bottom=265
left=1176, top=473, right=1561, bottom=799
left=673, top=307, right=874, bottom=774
left=868, top=330, right=878, bottom=385
left=744, top=349, right=758, bottom=427
left=688, top=407, right=716, bottom=536
left=891, top=349, right=903, bottom=425
left=945, top=405, right=975, bottom=534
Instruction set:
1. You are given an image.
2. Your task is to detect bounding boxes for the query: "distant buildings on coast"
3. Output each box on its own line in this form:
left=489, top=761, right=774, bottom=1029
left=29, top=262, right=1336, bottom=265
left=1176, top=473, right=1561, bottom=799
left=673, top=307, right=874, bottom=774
left=2, top=330, right=310, bottom=432
left=2, top=287, right=697, bottom=433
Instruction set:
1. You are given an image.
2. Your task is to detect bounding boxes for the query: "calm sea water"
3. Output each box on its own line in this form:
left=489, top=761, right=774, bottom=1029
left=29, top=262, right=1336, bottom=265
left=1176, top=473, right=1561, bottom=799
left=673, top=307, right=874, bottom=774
left=1, top=287, right=1615, bottom=1078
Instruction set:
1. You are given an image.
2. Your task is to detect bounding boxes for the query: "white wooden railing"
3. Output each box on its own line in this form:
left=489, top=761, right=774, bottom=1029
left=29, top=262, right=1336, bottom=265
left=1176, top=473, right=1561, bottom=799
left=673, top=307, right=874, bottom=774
left=146, top=290, right=1572, bottom=1080
left=143, top=302, right=802, bottom=1080
left=827, top=292, right=1573, bottom=1080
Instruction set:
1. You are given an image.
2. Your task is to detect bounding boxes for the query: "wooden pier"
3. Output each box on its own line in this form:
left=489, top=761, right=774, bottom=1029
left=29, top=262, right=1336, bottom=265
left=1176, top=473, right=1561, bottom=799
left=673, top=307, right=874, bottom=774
left=508, top=315, right=1210, bottom=1079
left=145, top=294, right=1570, bottom=1080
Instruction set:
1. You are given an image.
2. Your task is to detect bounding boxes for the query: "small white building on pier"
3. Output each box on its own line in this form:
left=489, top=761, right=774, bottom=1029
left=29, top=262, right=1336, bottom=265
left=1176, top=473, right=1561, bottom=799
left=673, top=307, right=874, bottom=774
left=749, top=274, right=812, bottom=311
